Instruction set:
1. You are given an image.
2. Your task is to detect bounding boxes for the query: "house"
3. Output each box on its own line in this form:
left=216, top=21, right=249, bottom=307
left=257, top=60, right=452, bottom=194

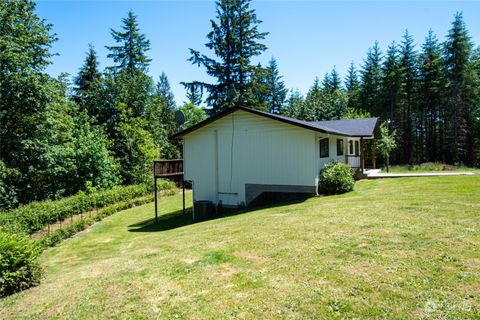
left=172, top=106, right=378, bottom=208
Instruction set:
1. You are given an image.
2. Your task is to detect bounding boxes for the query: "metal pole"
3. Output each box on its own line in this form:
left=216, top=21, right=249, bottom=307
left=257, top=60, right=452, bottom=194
left=154, top=177, right=158, bottom=224
left=182, top=177, right=185, bottom=215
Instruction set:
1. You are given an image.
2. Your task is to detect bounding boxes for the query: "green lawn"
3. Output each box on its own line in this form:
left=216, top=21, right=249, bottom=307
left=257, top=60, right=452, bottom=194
left=1, top=176, right=480, bottom=319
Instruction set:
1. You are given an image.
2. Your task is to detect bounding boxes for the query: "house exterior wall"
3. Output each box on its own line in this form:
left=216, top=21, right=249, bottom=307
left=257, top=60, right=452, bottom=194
left=314, top=133, right=347, bottom=176
left=183, top=110, right=318, bottom=207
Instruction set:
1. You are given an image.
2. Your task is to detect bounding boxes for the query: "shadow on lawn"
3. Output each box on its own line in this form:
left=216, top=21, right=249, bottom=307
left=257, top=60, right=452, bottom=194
left=128, top=195, right=310, bottom=233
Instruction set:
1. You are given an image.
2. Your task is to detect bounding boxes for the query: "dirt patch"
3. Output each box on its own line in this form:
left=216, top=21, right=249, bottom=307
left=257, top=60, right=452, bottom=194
left=235, top=251, right=267, bottom=264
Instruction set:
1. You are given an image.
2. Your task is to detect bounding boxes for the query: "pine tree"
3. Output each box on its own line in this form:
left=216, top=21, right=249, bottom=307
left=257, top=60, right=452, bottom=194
left=247, top=63, right=269, bottom=111
left=419, top=30, right=445, bottom=162
left=186, top=0, right=268, bottom=113
left=329, top=67, right=342, bottom=91
left=105, top=11, right=153, bottom=119
left=399, top=30, right=419, bottom=163
left=184, top=83, right=203, bottom=107
left=380, top=42, right=403, bottom=163
left=106, top=11, right=151, bottom=76
left=265, top=57, right=287, bottom=114
left=360, top=42, right=382, bottom=115
left=345, top=62, right=361, bottom=110
left=444, top=12, right=474, bottom=164
left=285, top=90, right=304, bottom=118
left=381, top=42, right=402, bottom=122
left=321, top=73, right=332, bottom=93
left=73, top=44, right=103, bottom=118
left=147, top=73, right=179, bottom=159
left=303, top=78, right=322, bottom=121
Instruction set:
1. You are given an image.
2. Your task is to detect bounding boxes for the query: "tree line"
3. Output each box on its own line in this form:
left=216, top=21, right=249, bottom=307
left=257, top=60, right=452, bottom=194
left=0, top=1, right=201, bottom=209
left=184, top=1, right=479, bottom=168
left=1, top=0, right=479, bottom=209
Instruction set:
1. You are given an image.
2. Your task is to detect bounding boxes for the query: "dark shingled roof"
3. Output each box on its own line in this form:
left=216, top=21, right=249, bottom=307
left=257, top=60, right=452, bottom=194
left=171, top=106, right=378, bottom=139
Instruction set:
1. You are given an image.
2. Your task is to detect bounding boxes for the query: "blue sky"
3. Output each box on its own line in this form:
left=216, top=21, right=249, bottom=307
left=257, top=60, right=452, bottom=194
left=37, top=1, right=480, bottom=105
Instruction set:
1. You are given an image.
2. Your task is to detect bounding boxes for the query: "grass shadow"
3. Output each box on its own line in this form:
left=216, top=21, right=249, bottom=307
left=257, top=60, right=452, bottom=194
left=128, top=195, right=312, bottom=233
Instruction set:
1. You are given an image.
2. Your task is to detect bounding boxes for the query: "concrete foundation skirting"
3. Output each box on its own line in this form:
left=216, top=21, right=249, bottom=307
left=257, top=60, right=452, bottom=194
left=245, top=184, right=316, bottom=206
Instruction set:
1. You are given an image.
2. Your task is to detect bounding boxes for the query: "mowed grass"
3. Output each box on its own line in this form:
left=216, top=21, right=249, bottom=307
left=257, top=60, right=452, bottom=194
left=1, top=176, right=480, bottom=319
left=387, top=162, right=480, bottom=174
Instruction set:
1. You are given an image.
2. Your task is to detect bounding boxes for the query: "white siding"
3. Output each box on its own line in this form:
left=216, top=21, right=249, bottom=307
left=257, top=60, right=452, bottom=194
left=184, top=110, right=317, bottom=206
left=315, top=133, right=347, bottom=176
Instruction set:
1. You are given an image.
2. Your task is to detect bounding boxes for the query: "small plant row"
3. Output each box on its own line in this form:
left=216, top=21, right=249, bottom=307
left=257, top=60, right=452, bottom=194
left=38, top=192, right=161, bottom=249
left=0, top=186, right=176, bottom=297
left=0, top=180, right=174, bottom=235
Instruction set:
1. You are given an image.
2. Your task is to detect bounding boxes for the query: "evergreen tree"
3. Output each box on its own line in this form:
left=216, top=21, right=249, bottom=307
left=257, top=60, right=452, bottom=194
left=184, top=83, right=203, bottom=107
left=73, top=44, right=103, bottom=118
left=247, top=63, right=269, bottom=111
left=345, top=62, right=361, bottom=110
left=321, top=73, right=332, bottom=93
left=285, top=90, right=304, bottom=118
left=146, top=73, right=179, bottom=159
left=380, top=42, right=403, bottom=163
left=360, top=42, right=382, bottom=115
left=106, top=11, right=151, bottom=76
left=381, top=42, right=402, bottom=120
left=329, top=67, right=342, bottom=91
left=399, top=30, right=419, bottom=163
left=265, top=57, right=287, bottom=114
left=444, top=12, right=474, bottom=164
left=419, top=30, right=445, bottom=162
left=302, top=78, right=322, bottom=121
left=105, top=11, right=153, bottom=118
left=186, top=0, right=268, bottom=113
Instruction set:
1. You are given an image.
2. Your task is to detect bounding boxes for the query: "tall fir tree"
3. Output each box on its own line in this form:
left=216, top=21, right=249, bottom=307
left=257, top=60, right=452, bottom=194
left=302, top=78, right=322, bottom=121
left=147, top=73, right=179, bottom=159
left=184, top=83, right=203, bottom=107
left=265, top=57, right=287, bottom=114
left=360, top=42, right=382, bottom=116
left=186, top=0, right=268, bottom=113
left=444, top=12, right=474, bottom=164
left=345, top=62, right=361, bottom=110
left=105, top=11, right=153, bottom=118
left=105, top=11, right=151, bottom=76
left=321, top=73, right=332, bottom=93
left=329, top=67, right=342, bottom=91
left=73, top=44, right=103, bottom=118
left=419, top=30, right=445, bottom=162
left=399, top=30, right=419, bottom=163
left=285, top=90, right=304, bottom=119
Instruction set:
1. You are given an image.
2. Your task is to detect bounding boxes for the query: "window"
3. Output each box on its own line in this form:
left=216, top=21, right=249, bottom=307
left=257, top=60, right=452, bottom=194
left=336, top=139, right=344, bottom=156
left=320, top=138, right=329, bottom=158
left=349, top=140, right=354, bottom=155
left=355, top=140, right=360, bottom=156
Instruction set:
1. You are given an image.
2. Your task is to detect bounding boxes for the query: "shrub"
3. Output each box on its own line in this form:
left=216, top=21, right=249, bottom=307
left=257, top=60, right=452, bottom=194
left=318, top=162, right=355, bottom=195
left=0, top=231, right=43, bottom=297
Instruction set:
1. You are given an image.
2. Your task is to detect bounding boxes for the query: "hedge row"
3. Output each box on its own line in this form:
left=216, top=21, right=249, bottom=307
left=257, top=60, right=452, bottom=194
left=0, top=180, right=174, bottom=235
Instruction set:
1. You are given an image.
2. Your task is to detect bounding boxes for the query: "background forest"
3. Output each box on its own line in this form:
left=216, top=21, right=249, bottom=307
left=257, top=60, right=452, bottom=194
left=1, top=0, right=479, bottom=210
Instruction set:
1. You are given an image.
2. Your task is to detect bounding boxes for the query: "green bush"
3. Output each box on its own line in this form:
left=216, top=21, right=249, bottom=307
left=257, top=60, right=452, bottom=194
left=0, top=231, right=43, bottom=297
left=318, top=162, right=355, bottom=195
left=0, top=181, right=174, bottom=235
